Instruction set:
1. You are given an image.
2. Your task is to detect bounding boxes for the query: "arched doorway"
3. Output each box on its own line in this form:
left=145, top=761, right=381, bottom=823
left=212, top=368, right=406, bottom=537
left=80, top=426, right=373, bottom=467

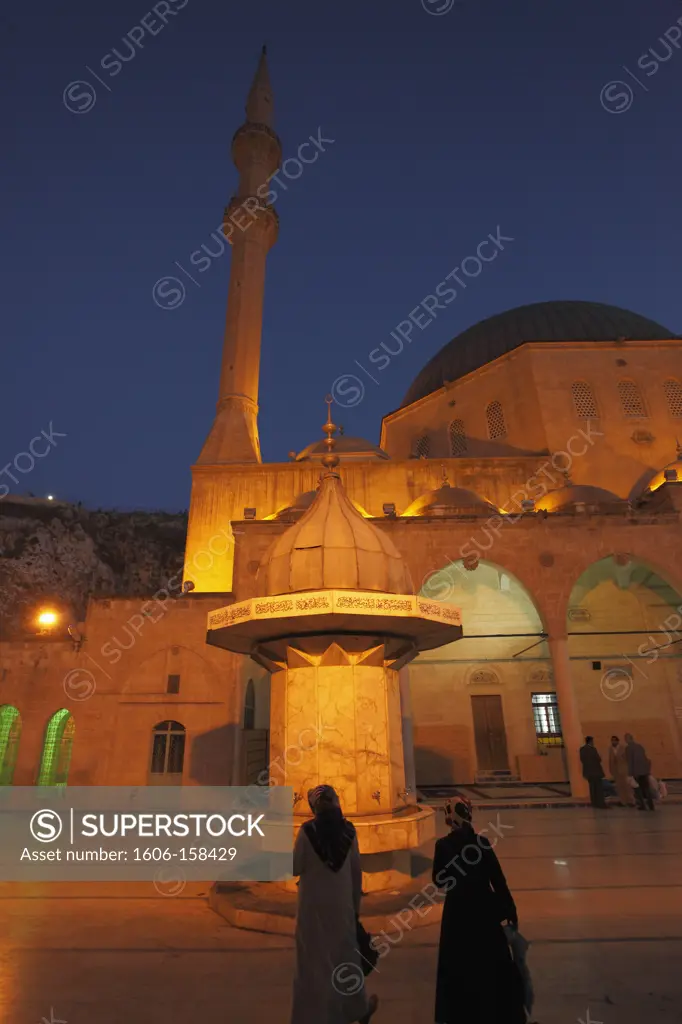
left=566, top=556, right=682, bottom=777
left=149, top=720, right=186, bottom=784
left=0, top=706, right=21, bottom=786
left=414, top=559, right=558, bottom=785
left=36, top=710, right=75, bottom=786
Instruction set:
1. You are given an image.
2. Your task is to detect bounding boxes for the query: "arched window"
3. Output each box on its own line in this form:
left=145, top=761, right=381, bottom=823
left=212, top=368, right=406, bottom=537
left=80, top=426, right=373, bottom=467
left=243, top=679, right=256, bottom=730
left=617, top=380, right=647, bottom=418
left=485, top=401, right=507, bottom=441
left=571, top=381, right=598, bottom=420
left=36, top=709, right=74, bottom=787
left=663, top=379, right=682, bottom=419
left=0, top=706, right=21, bottom=786
left=415, top=435, right=430, bottom=458
left=150, top=720, right=185, bottom=778
left=448, top=419, right=467, bottom=455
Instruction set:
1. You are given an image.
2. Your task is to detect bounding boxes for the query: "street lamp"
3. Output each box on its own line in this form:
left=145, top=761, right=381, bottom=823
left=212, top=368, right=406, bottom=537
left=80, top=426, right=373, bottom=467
left=36, top=608, right=59, bottom=634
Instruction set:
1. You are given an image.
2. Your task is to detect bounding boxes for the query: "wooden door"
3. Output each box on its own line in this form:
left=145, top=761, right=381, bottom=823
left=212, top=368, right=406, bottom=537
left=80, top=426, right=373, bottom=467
left=471, top=695, right=509, bottom=771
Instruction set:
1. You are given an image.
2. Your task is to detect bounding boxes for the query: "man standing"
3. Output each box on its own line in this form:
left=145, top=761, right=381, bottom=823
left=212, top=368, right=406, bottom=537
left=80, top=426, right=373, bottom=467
left=580, top=736, right=607, bottom=808
left=625, top=733, right=654, bottom=811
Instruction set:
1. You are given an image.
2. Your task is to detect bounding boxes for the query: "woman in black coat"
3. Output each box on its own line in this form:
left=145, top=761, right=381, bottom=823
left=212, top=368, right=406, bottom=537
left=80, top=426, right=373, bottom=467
left=432, top=799, right=526, bottom=1024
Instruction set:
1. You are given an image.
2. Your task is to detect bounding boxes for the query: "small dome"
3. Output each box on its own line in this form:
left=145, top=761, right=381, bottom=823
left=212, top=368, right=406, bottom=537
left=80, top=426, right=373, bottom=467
left=403, top=485, right=496, bottom=517
left=273, top=491, right=317, bottom=522
left=272, top=490, right=370, bottom=522
left=258, top=472, right=413, bottom=596
left=295, top=436, right=389, bottom=462
left=536, top=485, right=622, bottom=512
left=644, top=447, right=682, bottom=494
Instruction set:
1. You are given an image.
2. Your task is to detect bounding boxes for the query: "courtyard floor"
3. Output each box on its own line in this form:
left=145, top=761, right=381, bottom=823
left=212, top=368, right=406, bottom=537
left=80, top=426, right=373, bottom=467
left=1, top=805, right=681, bottom=1024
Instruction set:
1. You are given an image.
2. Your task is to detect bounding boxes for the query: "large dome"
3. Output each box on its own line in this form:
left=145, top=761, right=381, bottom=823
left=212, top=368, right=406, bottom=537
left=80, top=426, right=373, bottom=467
left=402, top=301, right=676, bottom=407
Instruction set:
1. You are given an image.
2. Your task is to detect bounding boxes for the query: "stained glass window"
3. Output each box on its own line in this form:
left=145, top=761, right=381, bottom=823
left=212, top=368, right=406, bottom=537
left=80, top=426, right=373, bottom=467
left=36, top=710, right=74, bottom=786
left=0, top=706, right=21, bottom=786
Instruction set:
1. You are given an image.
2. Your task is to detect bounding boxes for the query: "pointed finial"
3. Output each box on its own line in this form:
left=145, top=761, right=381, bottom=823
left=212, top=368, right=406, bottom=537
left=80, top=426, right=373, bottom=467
left=440, top=463, right=449, bottom=486
left=262, top=44, right=267, bottom=55
left=246, top=47, right=274, bottom=127
left=321, top=395, right=340, bottom=472
left=676, top=437, right=682, bottom=457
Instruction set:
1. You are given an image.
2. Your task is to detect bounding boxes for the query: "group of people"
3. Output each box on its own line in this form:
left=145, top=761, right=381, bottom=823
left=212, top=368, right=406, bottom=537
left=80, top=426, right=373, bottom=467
left=292, top=785, right=530, bottom=1024
left=579, top=732, right=661, bottom=810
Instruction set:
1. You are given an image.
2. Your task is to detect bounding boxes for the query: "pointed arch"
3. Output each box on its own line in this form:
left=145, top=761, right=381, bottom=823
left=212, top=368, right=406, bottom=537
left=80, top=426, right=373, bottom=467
left=0, top=706, right=21, bottom=786
left=36, top=709, right=74, bottom=787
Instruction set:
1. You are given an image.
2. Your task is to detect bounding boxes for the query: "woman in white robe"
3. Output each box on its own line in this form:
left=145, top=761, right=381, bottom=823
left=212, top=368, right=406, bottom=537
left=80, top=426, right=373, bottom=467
left=291, top=785, right=378, bottom=1024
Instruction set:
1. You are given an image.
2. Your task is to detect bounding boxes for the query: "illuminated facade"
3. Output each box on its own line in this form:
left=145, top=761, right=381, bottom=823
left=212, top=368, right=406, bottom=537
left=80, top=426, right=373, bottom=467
left=2, top=53, right=682, bottom=797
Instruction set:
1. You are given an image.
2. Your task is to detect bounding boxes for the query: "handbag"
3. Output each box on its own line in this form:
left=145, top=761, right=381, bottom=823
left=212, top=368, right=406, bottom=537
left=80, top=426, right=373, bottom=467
left=356, top=917, right=378, bottom=976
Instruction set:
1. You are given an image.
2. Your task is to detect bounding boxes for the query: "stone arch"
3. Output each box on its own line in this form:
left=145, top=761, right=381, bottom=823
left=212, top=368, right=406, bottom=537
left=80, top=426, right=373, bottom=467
left=565, top=554, right=682, bottom=778
left=413, top=558, right=552, bottom=786
left=0, top=706, right=21, bottom=786
left=36, top=709, right=75, bottom=787
left=420, top=557, right=547, bottom=633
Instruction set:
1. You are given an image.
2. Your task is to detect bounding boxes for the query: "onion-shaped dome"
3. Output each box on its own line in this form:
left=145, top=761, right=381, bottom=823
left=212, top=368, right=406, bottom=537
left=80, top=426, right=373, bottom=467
left=536, top=485, right=622, bottom=513
left=294, top=436, right=389, bottom=462
left=258, top=472, right=413, bottom=596
left=403, top=485, right=496, bottom=517
left=402, top=301, right=677, bottom=407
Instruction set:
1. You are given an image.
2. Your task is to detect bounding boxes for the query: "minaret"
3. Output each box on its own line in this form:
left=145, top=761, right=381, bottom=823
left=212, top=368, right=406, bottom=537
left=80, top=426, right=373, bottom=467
left=198, top=47, right=281, bottom=464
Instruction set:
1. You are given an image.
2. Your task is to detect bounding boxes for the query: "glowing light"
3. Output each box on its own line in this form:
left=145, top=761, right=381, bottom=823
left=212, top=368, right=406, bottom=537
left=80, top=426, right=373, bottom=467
left=37, top=609, right=59, bottom=628
left=47, top=494, right=54, bottom=501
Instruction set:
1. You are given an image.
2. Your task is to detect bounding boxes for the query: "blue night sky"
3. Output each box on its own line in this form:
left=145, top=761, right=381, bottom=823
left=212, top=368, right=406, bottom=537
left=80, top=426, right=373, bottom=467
left=2, top=0, right=681, bottom=510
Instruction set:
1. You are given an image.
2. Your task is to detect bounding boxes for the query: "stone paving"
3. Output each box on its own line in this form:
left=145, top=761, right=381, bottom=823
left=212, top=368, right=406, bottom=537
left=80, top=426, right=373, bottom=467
left=1, top=806, right=681, bottom=1024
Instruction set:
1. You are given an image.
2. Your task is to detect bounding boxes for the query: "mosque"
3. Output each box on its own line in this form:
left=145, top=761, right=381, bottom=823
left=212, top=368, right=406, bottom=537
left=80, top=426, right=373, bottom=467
left=2, top=51, right=682, bottom=802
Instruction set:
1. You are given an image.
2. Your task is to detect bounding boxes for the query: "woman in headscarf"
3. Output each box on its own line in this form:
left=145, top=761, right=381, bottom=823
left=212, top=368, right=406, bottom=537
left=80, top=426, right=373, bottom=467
left=291, top=784, right=378, bottom=1024
left=609, top=735, right=635, bottom=806
left=432, top=798, right=526, bottom=1024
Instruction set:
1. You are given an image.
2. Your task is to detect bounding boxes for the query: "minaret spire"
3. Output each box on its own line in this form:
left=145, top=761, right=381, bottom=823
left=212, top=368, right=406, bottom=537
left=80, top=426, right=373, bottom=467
left=246, top=46, right=274, bottom=127
left=198, top=49, right=281, bottom=465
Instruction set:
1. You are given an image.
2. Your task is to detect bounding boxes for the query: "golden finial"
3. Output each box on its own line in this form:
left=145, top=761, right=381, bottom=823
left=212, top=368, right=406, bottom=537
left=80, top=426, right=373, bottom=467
left=440, top=464, right=449, bottom=486
left=676, top=437, right=682, bottom=458
left=321, top=395, right=340, bottom=472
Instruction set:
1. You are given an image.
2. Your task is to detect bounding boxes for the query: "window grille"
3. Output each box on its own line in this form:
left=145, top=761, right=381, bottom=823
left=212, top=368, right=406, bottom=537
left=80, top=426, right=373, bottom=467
left=415, top=435, right=430, bottom=458
left=571, top=381, right=598, bottom=420
left=448, top=419, right=467, bottom=455
left=531, top=693, right=564, bottom=748
left=486, top=401, right=507, bottom=440
left=150, top=721, right=185, bottom=775
left=663, top=379, right=682, bottom=419
left=617, top=380, right=646, bottom=418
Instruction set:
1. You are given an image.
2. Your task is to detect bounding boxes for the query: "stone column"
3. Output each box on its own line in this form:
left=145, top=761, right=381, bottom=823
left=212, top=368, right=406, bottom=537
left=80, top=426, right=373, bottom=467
left=399, top=666, right=417, bottom=797
left=548, top=635, right=588, bottom=798
left=268, top=639, right=406, bottom=818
